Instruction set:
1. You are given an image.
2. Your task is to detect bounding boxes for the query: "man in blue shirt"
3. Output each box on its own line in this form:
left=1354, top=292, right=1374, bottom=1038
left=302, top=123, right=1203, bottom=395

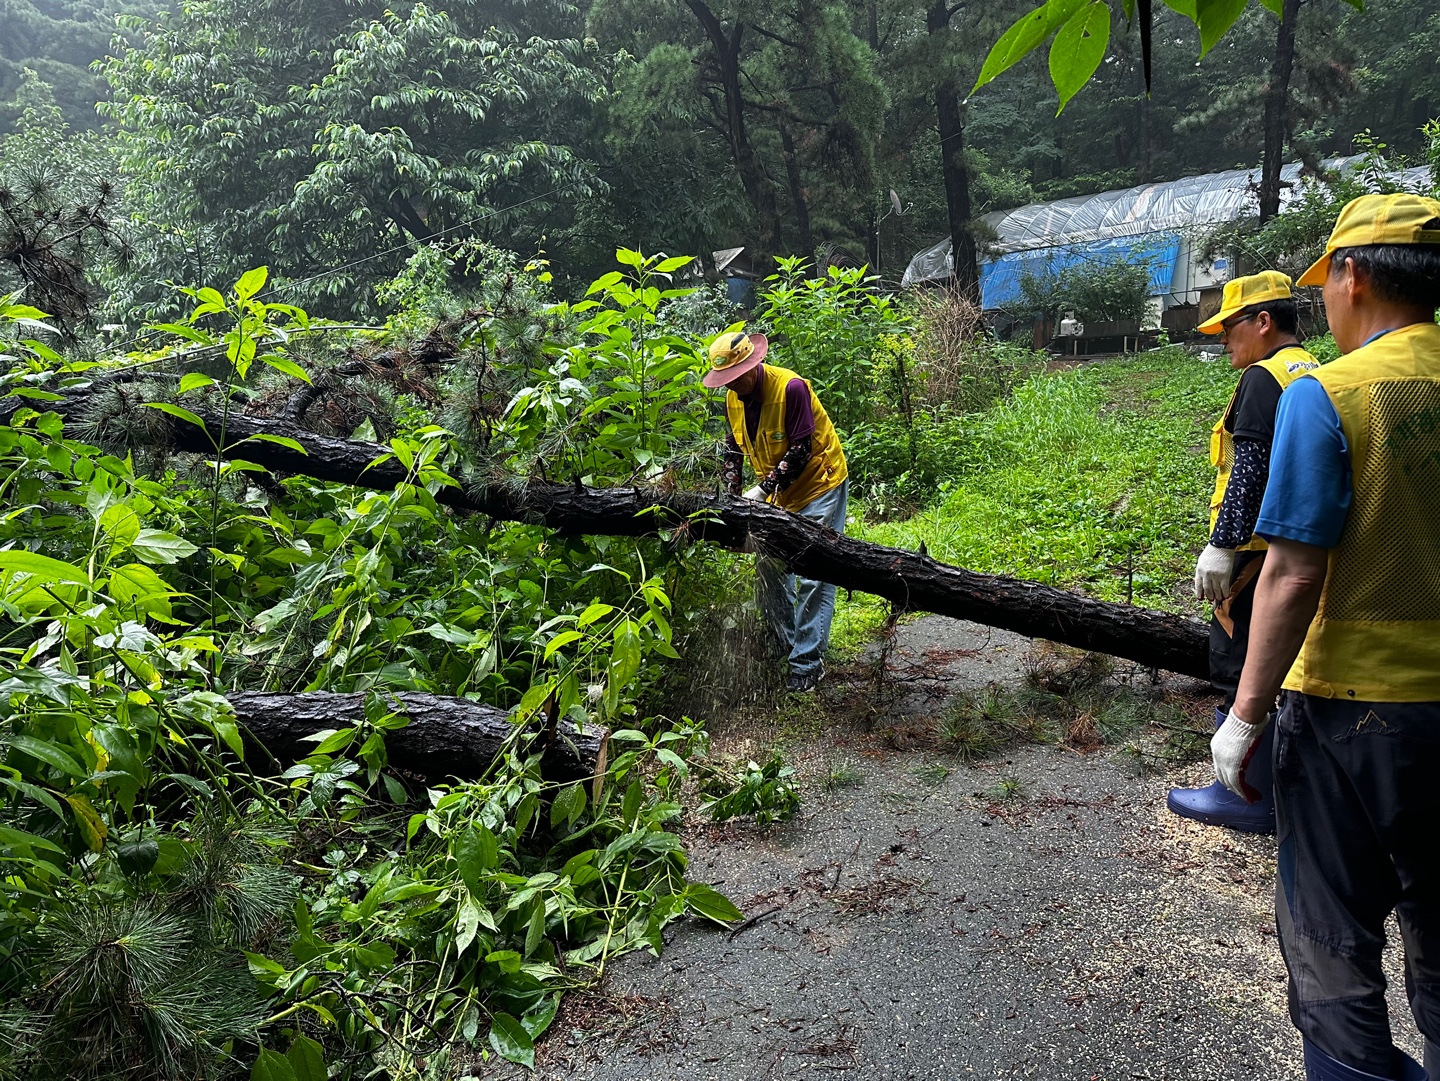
left=1212, top=194, right=1440, bottom=1081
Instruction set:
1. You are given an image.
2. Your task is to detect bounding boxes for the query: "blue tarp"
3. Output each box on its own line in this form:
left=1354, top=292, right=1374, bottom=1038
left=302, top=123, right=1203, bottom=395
left=979, top=234, right=1182, bottom=311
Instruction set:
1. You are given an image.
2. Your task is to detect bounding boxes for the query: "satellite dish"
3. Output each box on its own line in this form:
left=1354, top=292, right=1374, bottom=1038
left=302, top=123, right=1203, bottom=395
left=889, top=189, right=904, bottom=218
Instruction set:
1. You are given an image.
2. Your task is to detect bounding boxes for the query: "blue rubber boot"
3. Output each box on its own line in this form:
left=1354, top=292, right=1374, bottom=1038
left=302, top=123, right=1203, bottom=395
left=1166, top=707, right=1276, bottom=834
left=1304, top=1039, right=1428, bottom=1080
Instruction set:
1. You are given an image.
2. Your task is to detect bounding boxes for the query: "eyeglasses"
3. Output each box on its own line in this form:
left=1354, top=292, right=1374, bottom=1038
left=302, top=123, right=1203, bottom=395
left=1219, top=313, right=1258, bottom=337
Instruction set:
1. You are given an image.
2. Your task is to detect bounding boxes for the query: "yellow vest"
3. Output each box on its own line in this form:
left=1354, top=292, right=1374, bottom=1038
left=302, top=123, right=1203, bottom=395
left=726, top=364, right=847, bottom=512
left=1209, top=347, right=1320, bottom=551
left=1281, top=322, right=1440, bottom=702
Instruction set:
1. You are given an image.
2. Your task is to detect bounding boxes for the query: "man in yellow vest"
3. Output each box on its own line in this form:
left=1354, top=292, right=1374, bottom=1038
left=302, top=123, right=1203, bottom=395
left=1214, top=194, right=1440, bottom=1081
left=704, top=327, right=849, bottom=693
left=1168, top=271, right=1318, bottom=834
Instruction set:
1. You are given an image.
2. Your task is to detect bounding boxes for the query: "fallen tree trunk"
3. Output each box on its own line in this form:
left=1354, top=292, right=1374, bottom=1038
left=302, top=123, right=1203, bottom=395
left=228, top=691, right=608, bottom=787
left=17, top=391, right=1210, bottom=678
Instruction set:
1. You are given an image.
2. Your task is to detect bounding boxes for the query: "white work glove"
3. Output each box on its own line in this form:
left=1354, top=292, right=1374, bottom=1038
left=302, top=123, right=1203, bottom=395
left=1193, top=544, right=1237, bottom=604
left=1211, top=708, right=1270, bottom=802
left=742, top=485, right=768, bottom=502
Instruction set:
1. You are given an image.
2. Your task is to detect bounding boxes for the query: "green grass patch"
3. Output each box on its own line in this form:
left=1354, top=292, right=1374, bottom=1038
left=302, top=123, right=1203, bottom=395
left=845, top=347, right=1237, bottom=616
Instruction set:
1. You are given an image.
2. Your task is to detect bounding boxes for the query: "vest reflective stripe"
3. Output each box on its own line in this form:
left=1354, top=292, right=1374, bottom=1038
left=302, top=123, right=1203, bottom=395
left=726, top=364, right=847, bottom=512
left=1281, top=322, right=1440, bottom=702
left=1208, top=347, right=1320, bottom=551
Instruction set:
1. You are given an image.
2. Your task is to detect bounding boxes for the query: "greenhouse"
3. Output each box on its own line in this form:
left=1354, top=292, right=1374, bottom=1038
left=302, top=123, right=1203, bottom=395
left=902, top=157, right=1434, bottom=313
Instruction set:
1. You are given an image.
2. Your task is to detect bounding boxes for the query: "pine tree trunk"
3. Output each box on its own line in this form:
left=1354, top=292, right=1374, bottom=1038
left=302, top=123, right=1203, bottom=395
left=1258, top=0, right=1301, bottom=224
left=687, top=1, right=785, bottom=258
left=229, top=691, right=607, bottom=787
left=927, top=1, right=979, bottom=303
left=44, top=392, right=1211, bottom=678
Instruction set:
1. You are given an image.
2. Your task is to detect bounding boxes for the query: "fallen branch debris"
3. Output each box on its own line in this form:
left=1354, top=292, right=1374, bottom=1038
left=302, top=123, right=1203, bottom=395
left=15, top=389, right=1210, bottom=677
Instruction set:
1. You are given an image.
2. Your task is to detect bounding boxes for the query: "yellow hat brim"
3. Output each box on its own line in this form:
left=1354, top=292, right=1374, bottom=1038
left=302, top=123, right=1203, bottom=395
left=1296, top=252, right=1330, bottom=287
left=1195, top=309, right=1232, bottom=334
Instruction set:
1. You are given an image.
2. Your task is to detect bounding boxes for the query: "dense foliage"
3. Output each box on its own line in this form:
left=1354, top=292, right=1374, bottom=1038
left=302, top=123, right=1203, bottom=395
left=4, top=0, right=1440, bottom=309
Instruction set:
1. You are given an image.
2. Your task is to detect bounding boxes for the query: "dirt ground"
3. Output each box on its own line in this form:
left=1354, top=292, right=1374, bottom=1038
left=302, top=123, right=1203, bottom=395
left=507, top=617, right=1426, bottom=1080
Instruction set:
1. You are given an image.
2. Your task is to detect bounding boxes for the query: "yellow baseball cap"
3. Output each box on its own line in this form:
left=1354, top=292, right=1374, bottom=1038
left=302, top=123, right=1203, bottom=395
left=1296, top=192, right=1440, bottom=286
left=1197, top=270, right=1295, bottom=334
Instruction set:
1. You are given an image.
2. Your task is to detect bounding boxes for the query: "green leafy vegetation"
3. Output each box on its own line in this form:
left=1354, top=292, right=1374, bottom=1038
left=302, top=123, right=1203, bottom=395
left=0, top=250, right=762, bottom=1078
left=849, top=348, right=1236, bottom=613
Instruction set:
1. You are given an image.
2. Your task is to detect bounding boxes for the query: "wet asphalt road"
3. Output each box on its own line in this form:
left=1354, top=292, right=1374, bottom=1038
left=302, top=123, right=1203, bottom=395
left=513, top=618, right=1424, bottom=1080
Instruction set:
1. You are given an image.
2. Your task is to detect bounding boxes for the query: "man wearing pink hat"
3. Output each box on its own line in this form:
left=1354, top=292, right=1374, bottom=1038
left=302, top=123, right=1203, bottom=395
left=705, top=327, right=849, bottom=693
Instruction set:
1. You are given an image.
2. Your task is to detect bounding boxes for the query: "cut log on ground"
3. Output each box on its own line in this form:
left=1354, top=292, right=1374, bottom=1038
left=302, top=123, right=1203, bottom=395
left=228, top=691, right=608, bottom=787
left=15, top=390, right=1211, bottom=678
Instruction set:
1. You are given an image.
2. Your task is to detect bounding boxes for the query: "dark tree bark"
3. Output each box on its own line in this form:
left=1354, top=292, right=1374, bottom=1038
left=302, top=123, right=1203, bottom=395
left=1258, top=0, right=1301, bottom=224
left=927, top=1, right=980, bottom=304
left=780, top=123, right=813, bottom=258
left=686, top=0, right=785, bottom=259
left=229, top=691, right=608, bottom=787
left=37, top=391, right=1210, bottom=678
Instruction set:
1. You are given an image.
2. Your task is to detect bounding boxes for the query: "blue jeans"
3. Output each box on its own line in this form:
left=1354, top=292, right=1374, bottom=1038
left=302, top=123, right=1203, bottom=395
left=756, top=479, right=848, bottom=677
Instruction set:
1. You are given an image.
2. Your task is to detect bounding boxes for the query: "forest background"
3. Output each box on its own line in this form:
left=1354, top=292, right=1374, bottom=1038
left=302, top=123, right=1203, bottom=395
left=2, top=1, right=1440, bottom=1079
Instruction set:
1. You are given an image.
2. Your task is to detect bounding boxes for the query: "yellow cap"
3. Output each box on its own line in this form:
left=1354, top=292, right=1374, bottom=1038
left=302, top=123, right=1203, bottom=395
left=1296, top=192, right=1440, bottom=287
left=1196, top=270, right=1295, bottom=334
left=702, top=326, right=769, bottom=388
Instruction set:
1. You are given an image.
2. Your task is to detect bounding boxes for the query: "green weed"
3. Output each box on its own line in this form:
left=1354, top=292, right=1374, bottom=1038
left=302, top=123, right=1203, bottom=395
left=821, top=760, right=865, bottom=791
left=699, top=753, right=801, bottom=825
left=846, top=348, right=1236, bottom=615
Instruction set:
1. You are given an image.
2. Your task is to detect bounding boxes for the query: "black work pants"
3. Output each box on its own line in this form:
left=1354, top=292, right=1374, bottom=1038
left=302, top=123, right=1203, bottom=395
left=1209, top=550, right=1265, bottom=711
left=1273, top=691, right=1440, bottom=1073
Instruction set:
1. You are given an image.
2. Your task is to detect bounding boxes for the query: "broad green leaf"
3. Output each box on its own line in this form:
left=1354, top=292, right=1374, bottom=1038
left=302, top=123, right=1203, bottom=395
left=1195, top=0, right=1249, bottom=56
left=214, top=719, right=245, bottom=760
left=550, top=783, right=586, bottom=830
left=142, top=401, right=209, bottom=433
left=488, top=1011, right=534, bottom=1068
left=130, top=529, right=199, bottom=565
left=522, top=995, right=560, bottom=1040
left=9, top=734, right=87, bottom=778
left=260, top=354, right=311, bottom=383
left=485, top=949, right=523, bottom=974
left=234, top=266, right=269, bottom=303
left=108, top=563, right=175, bottom=619
left=0, top=550, right=89, bottom=586
left=99, top=504, right=142, bottom=548
left=1050, top=2, right=1111, bottom=111
left=972, top=0, right=1085, bottom=94
left=543, top=629, right=584, bottom=659
left=653, top=255, right=694, bottom=273
left=286, top=1036, right=326, bottom=1081
left=621, top=778, right=642, bottom=825
left=685, top=882, right=743, bottom=925
left=454, top=822, right=498, bottom=893
left=524, top=903, right=546, bottom=958
left=114, top=839, right=159, bottom=876
left=65, top=794, right=107, bottom=852
left=151, top=322, right=212, bottom=345
left=251, top=1048, right=298, bottom=1081
left=614, top=248, right=644, bottom=269
left=177, top=372, right=216, bottom=393
left=1257, top=0, right=1282, bottom=13
left=2, top=303, right=49, bottom=320
left=307, top=727, right=356, bottom=755
left=577, top=602, right=614, bottom=627
left=242, top=432, right=308, bottom=454
left=454, top=896, right=483, bottom=955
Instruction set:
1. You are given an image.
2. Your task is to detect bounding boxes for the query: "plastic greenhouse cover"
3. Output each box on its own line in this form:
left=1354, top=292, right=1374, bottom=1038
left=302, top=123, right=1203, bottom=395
left=979, top=234, right=1181, bottom=310
left=902, top=157, right=1434, bottom=290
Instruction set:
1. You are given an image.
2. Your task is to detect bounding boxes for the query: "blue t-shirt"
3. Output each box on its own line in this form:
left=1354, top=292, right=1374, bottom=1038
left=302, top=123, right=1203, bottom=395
left=1255, top=375, right=1352, bottom=548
